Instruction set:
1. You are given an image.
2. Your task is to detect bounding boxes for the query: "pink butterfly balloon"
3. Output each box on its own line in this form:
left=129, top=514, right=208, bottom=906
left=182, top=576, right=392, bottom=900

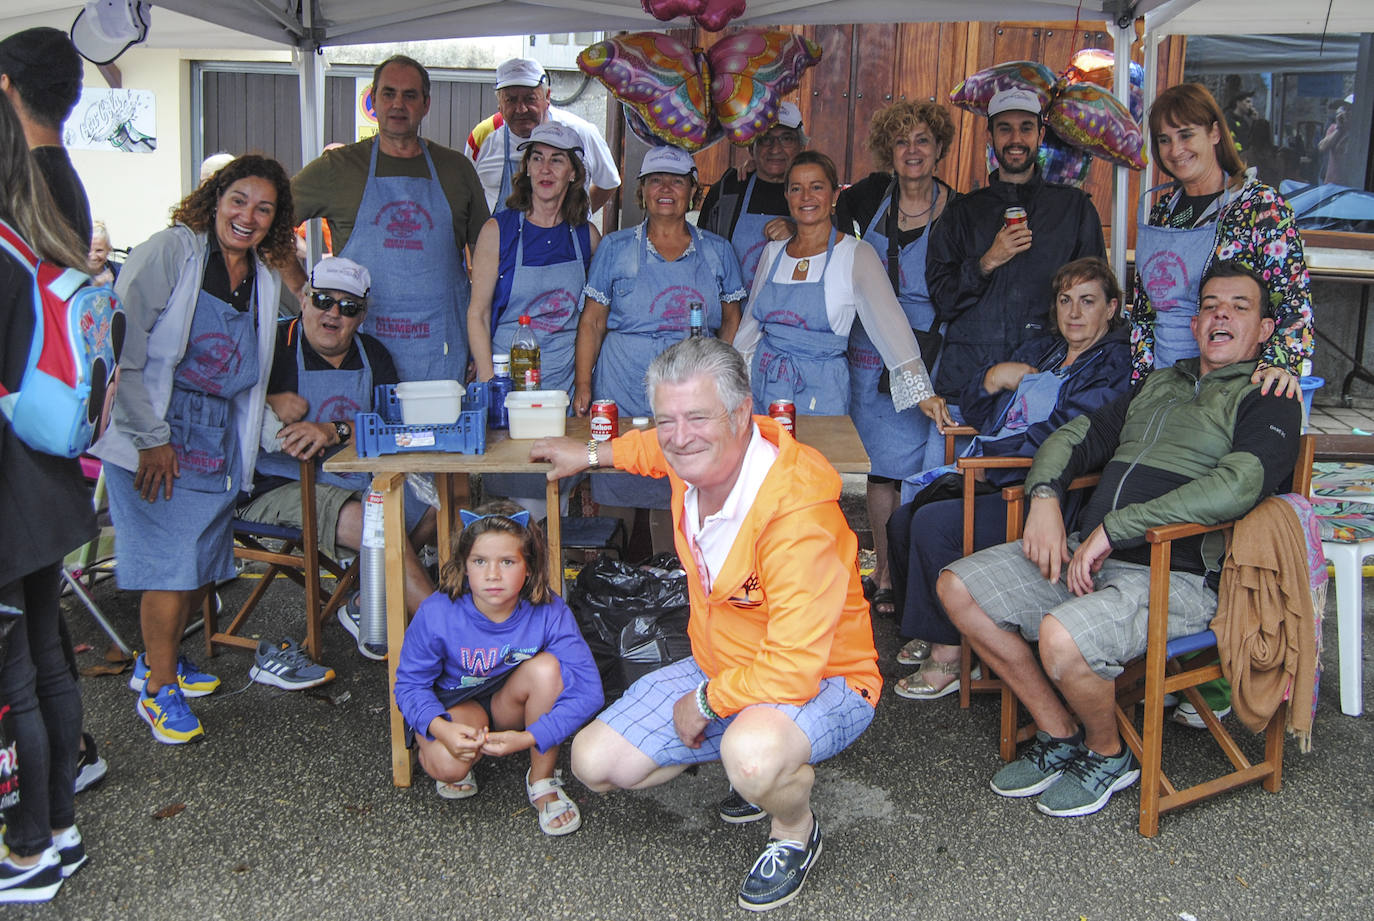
left=641, top=0, right=747, bottom=33
left=579, top=30, right=821, bottom=152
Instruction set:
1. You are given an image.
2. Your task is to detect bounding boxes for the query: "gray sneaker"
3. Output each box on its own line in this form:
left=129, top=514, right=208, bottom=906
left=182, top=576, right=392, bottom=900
left=989, top=729, right=1084, bottom=798
left=1036, top=746, right=1140, bottom=817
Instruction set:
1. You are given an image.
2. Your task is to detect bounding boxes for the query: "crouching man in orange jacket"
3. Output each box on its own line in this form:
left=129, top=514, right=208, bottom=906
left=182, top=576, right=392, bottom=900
left=531, top=336, right=880, bottom=913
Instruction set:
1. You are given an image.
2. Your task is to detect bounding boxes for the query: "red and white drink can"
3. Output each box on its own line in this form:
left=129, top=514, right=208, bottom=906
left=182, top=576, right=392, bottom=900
left=590, top=399, right=618, bottom=441
left=1003, top=206, right=1028, bottom=229
left=768, top=399, right=796, bottom=435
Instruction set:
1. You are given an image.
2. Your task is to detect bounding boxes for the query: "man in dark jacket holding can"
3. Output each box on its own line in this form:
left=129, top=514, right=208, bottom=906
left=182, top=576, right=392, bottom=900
left=925, top=87, right=1105, bottom=410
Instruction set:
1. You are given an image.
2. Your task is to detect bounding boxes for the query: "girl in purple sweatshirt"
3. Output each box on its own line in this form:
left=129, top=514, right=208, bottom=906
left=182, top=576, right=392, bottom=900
left=394, top=502, right=602, bottom=835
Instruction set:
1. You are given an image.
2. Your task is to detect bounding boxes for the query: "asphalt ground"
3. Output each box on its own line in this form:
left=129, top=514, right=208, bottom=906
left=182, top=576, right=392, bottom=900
left=12, top=481, right=1373, bottom=921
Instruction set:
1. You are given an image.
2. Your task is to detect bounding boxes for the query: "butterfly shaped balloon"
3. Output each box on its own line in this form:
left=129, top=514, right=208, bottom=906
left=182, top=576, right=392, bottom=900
left=578, top=30, right=821, bottom=152
left=641, top=0, right=746, bottom=32
left=949, top=57, right=1146, bottom=170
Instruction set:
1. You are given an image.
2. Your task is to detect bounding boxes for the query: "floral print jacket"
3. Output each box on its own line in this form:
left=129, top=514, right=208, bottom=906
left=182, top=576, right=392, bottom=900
left=1125, top=174, right=1313, bottom=384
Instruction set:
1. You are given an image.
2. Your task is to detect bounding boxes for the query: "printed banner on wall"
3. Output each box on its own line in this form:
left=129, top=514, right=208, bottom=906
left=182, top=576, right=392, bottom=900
left=64, top=88, right=157, bottom=153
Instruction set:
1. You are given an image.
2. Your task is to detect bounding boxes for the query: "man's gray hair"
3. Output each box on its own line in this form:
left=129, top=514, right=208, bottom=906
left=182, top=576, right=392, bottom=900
left=645, top=338, right=753, bottom=425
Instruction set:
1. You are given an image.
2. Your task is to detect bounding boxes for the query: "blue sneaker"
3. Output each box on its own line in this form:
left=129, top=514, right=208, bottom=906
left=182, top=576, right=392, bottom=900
left=989, top=729, right=1085, bottom=798
left=0, top=847, right=62, bottom=903
left=338, top=595, right=387, bottom=661
left=137, top=684, right=205, bottom=745
left=51, top=827, right=86, bottom=879
left=1036, top=746, right=1141, bottom=817
left=128, top=653, right=220, bottom=698
left=250, top=639, right=336, bottom=691
left=737, top=816, right=823, bottom=912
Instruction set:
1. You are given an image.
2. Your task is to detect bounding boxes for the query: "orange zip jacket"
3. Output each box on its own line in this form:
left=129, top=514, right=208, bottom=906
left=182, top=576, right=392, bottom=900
left=611, top=416, right=881, bottom=716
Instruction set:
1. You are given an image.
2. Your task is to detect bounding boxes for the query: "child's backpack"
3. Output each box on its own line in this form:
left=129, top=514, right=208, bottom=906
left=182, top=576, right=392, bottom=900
left=0, top=218, right=124, bottom=458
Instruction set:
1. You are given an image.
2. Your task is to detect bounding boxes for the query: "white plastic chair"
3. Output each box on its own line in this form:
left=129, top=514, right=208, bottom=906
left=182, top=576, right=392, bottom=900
left=1310, top=450, right=1374, bottom=718
left=1321, top=532, right=1372, bottom=717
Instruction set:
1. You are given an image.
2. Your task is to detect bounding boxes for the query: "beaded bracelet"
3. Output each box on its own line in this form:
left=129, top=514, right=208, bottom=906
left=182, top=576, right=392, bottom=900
left=695, top=680, right=720, bottom=720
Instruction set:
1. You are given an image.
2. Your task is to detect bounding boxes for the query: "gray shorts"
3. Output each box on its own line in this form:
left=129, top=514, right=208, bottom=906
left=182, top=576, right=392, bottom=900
left=943, top=538, right=1217, bottom=679
left=238, top=482, right=357, bottom=559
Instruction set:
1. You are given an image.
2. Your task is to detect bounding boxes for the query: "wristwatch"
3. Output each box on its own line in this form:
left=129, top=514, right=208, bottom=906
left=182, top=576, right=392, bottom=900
left=1030, top=484, right=1057, bottom=500
left=333, top=420, right=352, bottom=444
left=586, top=439, right=599, bottom=469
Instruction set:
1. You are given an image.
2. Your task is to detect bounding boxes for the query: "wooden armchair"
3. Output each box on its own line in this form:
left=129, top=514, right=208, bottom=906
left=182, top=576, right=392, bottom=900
left=205, top=459, right=358, bottom=661
left=996, top=434, right=1315, bottom=836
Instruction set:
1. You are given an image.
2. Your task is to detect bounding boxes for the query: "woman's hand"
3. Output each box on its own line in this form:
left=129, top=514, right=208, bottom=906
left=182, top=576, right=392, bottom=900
left=1252, top=365, right=1302, bottom=399
left=763, top=217, right=796, bottom=242
left=918, top=395, right=957, bottom=432
left=983, top=362, right=1037, bottom=394
left=134, top=443, right=179, bottom=501
left=572, top=382, right=593, bottom=417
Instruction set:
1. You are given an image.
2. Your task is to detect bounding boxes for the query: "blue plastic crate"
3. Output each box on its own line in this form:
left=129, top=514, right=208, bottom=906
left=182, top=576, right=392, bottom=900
left=354, top=382, right=489, bottom=457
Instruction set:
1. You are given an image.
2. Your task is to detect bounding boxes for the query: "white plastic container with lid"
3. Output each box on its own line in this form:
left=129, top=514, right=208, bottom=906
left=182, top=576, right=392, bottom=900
left=395, top=380, right=463, bottom=425
left=504, top=390, right=570, bottom=438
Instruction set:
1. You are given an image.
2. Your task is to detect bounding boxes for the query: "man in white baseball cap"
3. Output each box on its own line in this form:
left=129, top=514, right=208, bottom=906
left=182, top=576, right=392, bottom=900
left=925, top=84, right=1105, bottom=419
left=698, top=100, right=808, bottom=287
left=471, top=57, right=620, bottom=215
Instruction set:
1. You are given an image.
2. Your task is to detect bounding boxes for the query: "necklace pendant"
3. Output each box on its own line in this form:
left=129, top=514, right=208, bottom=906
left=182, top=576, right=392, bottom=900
left=797, top=258, right=810, bottom=273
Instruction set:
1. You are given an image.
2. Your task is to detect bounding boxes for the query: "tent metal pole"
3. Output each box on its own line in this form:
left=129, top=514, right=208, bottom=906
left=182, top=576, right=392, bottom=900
left=297, top=2, right=325, bottom=267
left=1110, top=18, right=1133, bottom=283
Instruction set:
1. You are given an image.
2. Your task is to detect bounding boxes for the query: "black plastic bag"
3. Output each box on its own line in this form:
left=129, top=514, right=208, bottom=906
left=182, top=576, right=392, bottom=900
left=567, top=553, right=692, bottom=699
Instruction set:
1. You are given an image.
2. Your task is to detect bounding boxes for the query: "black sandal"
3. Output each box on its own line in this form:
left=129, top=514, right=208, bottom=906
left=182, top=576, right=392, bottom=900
left=870, top=588, right=896, bottom=618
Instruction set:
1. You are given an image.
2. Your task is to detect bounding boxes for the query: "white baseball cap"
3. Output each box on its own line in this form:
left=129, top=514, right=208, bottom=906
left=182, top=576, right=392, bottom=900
left=517, top=122, right=584, bottom=155
left=987, top=87, right=1043, bottom=119
left=311, top=256, right=372, bottom=298
left=638, top=146, right=697, bottom=179
left=496, top=58, right=548, bottom=90
left=70, top=0, right=151, bottom=66
left=776, top=101, right=803, bottom=130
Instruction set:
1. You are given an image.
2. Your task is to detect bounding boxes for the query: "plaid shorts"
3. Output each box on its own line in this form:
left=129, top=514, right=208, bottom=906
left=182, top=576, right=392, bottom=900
left=596, top=656, right=875, bottom=767
left=944, top=538, right=1217, bottom=679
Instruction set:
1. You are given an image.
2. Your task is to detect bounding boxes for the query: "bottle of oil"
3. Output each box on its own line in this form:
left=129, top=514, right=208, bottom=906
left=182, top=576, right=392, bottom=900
left=510, top=315, right=541, bottom=391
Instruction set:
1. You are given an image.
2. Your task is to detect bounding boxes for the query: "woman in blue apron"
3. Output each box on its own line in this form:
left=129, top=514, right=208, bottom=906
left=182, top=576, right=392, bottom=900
left=1125, top=84, right=1312, bottom=395
left=886, top=258, right=1131, bottom=700
left=575, top=146, right=746, bottom=548
left=468, top=123, right=599, bottom=513
left=96, top=156, right=294, bottom=743
left=835, top=101, right=960, bottom=618
left=734, top=151, right=949, bottom=426
left=339, top=139, right=470, bottom=383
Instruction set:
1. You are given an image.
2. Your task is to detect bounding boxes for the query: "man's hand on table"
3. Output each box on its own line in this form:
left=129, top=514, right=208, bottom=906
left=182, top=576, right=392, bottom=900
left=529, top=437, right=605, bottom=480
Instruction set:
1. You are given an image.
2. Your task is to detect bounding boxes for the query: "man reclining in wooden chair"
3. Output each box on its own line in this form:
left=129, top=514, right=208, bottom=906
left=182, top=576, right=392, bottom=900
left=239, top=256, right=436, bottom=666
left=936, top=262, right=1302, bottom=818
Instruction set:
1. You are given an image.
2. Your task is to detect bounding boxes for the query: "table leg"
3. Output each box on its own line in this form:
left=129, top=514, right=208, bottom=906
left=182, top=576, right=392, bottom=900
left=375, top=471, right=412, bottom=787
left=545, top=475, right=562, bottom=593
left=1340, top=284, right=1372, bottom=406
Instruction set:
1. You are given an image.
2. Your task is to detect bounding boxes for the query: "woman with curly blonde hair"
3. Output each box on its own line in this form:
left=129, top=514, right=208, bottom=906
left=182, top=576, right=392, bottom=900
left=93, top=153, right=295, bottom=745
left=834, top=100, right=959, bottom=621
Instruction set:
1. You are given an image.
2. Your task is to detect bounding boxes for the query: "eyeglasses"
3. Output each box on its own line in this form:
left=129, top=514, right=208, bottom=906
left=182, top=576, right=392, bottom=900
left=756, top=133, right=801, bottom=149
left=310, top=292, right=366, bottom=317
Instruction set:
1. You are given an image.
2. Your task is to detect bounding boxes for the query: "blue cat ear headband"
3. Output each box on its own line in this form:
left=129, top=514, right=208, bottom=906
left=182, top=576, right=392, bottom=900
left=459, top=508, right=531, bottom=528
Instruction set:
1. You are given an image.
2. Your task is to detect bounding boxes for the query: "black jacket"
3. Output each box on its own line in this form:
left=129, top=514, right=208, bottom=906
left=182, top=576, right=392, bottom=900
left=925, top=167, right=1105, bottom=399
left=697, top=167, right=788, bottom=239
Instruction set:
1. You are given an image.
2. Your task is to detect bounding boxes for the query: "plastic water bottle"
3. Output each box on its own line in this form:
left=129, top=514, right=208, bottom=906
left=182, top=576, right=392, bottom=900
left=489, top=353, right=514, bottom=429
left=510, top=316, right=541, bottom=391
left=687, top=301, right=707, bottom=338
left=358, top=488, right=388, bottom=649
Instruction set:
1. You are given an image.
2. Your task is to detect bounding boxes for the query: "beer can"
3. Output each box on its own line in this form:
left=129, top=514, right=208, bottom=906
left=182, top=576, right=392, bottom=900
left=1003, top=206, right=1028, bottom=229
left=590, top=399, right=618, bottom=442
left=768, top=399, right=796, bottom=435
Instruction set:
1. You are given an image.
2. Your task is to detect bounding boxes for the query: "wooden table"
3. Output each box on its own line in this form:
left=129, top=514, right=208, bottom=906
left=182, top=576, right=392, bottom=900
left=325, top=414, right=869, bottom=785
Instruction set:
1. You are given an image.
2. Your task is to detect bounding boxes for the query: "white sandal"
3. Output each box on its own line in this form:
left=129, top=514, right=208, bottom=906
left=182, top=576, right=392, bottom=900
left=525, top=768, right=581, bottom=837
left=435, top=774, right=478, bottom=800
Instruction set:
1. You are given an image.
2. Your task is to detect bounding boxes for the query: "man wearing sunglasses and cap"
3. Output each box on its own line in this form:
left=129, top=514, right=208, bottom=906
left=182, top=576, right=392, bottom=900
left=289, top=55, right=488, bottom=384
left=470, top=57, right=620, bottom=216
left=697, top=101, right=807, bottom=288
left=241, top=257, right=437, bottom=659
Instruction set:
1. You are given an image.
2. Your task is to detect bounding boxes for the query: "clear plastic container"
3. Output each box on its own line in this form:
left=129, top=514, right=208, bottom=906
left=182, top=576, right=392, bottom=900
left=504, top=390, right=570, bottom=438
left=395, top=380, right=463, bottom=425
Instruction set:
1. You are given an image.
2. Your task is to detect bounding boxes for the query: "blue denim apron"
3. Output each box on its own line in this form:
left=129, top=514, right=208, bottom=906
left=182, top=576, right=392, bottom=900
left=749, top=231, right=848, bottom=415
left=1135, top=182, right=1232, bottom=368
left=591, top=224, right=719, bottom=509
left=108, top=287, right=260, bottom=589
left=730, top=174, right=779, bottom=291
left=341, top=140, right=469, bottom=382
left=255, top=334, right=373, bottom=492
left=848, top=191, right=939, bottom=478
left=491, top=214, right=586, bottom=395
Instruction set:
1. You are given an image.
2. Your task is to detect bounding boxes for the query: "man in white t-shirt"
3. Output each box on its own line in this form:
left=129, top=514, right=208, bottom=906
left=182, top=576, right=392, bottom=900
left=470, top=57, right=620, bottom=215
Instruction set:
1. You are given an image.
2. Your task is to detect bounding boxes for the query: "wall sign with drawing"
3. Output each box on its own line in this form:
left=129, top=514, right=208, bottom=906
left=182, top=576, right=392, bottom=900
left=63, top=87, right=156, bottom=153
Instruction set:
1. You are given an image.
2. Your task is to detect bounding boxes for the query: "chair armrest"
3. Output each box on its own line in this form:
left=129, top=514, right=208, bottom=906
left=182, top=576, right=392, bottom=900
left=957, top=456, right=1033, bottom=471
left=1145, top=520, right=1233, bottom=544
left=943, top=425, right=980, bottom=464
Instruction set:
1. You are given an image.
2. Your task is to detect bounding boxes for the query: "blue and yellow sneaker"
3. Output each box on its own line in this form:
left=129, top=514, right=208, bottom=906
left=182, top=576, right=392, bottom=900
left=128, top=653, right=220, bottom=698
left=136, top=684, right=205, bottom=745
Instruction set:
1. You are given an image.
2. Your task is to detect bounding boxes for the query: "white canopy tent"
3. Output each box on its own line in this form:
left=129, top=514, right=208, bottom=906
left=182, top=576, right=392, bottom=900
left=4, top=0, right=1372, bottom=271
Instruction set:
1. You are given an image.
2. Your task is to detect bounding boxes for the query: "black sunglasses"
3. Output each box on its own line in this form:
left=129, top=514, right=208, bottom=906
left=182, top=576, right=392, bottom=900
left=310, top=291, right=366, bottom=317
